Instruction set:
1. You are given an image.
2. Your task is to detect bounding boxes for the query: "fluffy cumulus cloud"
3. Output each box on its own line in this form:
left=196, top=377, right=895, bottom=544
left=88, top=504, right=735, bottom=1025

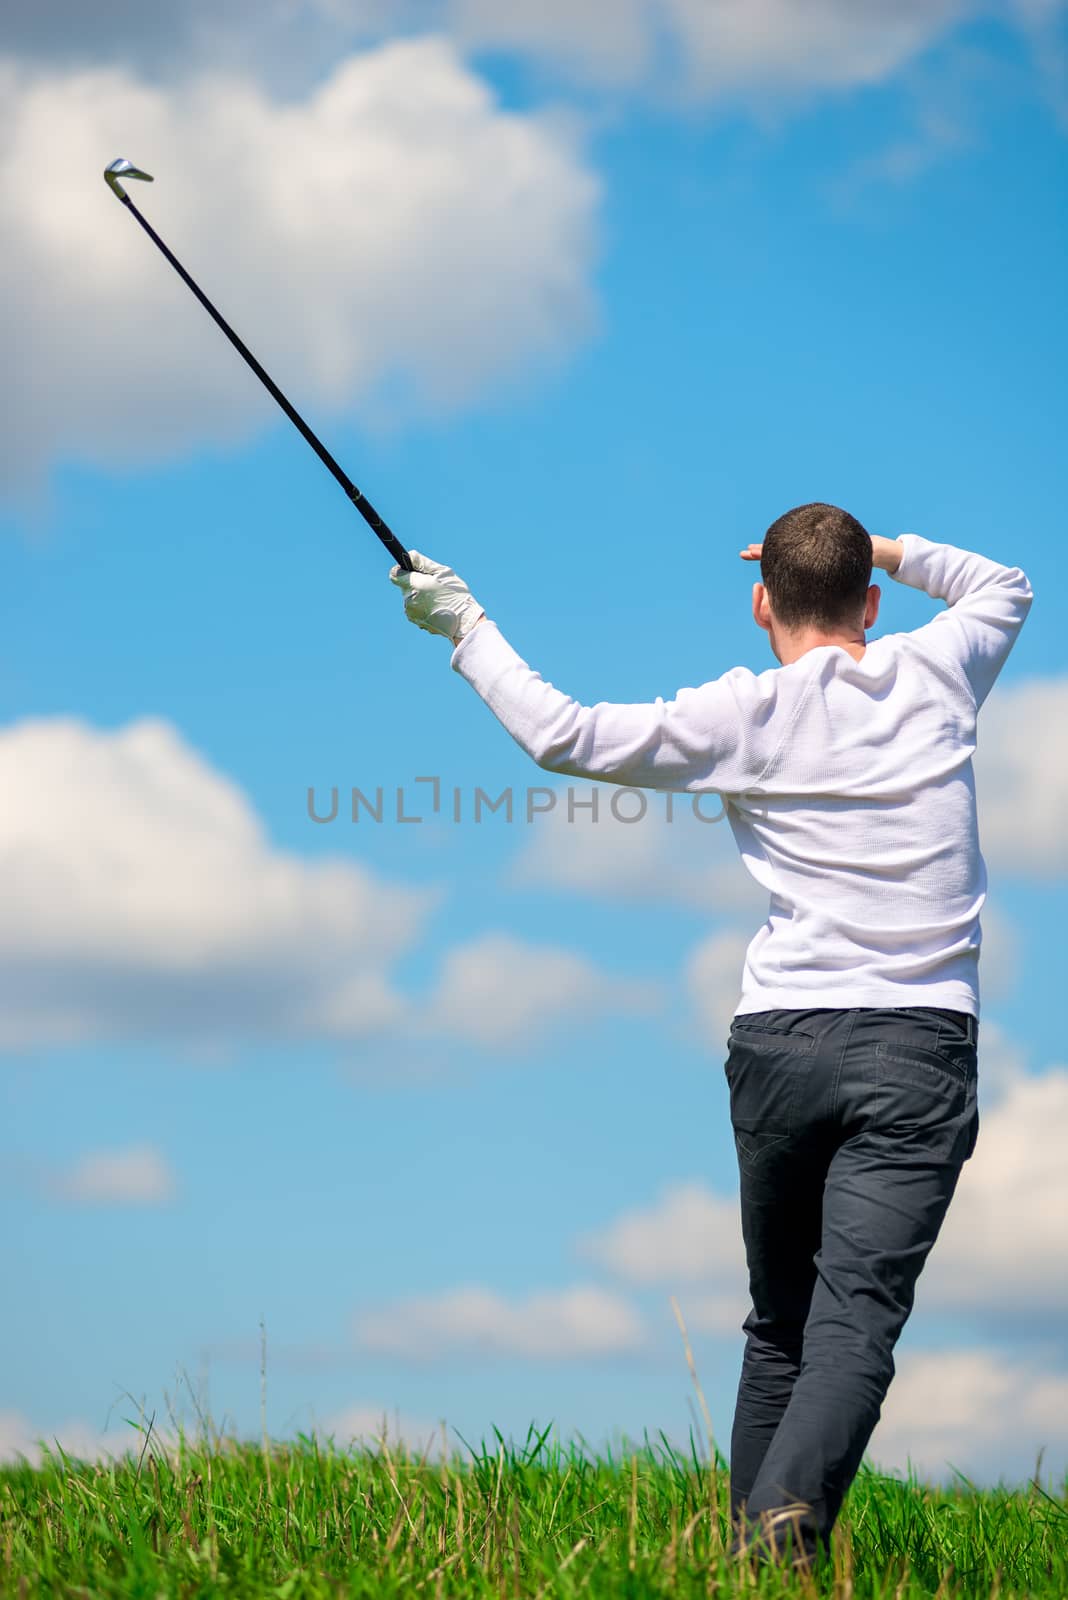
left=574, top=1179, right=746, bottom=1287
left=572, top=1046, right=1068, bottom=1333
left=315, top=1403, right=450, bottom=1460
left=417, top=930, right=662, bottom=1051
left=641, top=0, right=970, bottom=102
left=869, top=1347, right=1068, bottom=1488
left=356, top=0, right=1068, bottom=112
left=974, top=676, right=1068, bottom=876
left=977, top=899, right=1020, bottom=1001
left=444, top=0, right=658, bottom=84
left=0, top=1410, right=174, bottom=1466
left=0, top=716, right=652, bottom=1056
left=46, top=1143, right=178, bottom=1206
left=0, top=1405, right=452, bottom=1473
left=0, top=715, right=430, bottom=1049
left=4, top=5, right=1061, bottom=489
left=921, top=1060, right=1068, bottom=1322
left=509, top=793, right=767, bottom=915
left=972, top=1015, right=1030, bottom=1112
left=6, top=1, right=1056, bottom=104
left=447, top=0, right=1061, bottom=111
left=0, top=39, right=598, bottom=486
left=680, top=1289, right=753, bottom=1337
left=353, top=1283, right=649, bottom=1361
left=685, top=926, right=753, bottom=1048
left=1, top=0, right=224, bottom=70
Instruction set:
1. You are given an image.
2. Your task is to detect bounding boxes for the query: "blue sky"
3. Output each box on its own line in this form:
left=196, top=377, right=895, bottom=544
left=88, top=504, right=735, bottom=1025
left=2, top=3, right=1066, bottom=1487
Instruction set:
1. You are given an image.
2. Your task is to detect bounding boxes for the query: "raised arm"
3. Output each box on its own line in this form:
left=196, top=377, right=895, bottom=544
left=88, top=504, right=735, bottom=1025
left=449, top=618, right=762, bottom=793
left=889, top=535, right=1033, bottom=708
left=388, top=549, right=766, bottom=794
left=740, top=534, right=904, bottom=575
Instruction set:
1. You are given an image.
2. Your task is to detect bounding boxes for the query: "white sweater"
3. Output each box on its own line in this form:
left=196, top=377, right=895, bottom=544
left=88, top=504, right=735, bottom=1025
left=450, top=536, right=1033, bottom=1020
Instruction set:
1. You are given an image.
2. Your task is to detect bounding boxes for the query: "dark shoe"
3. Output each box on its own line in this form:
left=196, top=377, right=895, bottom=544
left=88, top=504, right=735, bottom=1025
left=729, top=1508, right=821, bottom=1573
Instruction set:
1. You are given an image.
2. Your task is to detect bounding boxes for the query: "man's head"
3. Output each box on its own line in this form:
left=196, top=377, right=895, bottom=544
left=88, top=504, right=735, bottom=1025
left=753, top=502, right=881, bottom=664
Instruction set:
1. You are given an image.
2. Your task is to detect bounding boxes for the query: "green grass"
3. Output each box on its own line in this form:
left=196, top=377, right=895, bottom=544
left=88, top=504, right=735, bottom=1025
left=1, top=1415, right=1064, bottom=1599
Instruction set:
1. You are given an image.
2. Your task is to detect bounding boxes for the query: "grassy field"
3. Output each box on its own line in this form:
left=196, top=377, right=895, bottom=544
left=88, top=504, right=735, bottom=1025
left=1, top=1412, right=1064, bottom=1599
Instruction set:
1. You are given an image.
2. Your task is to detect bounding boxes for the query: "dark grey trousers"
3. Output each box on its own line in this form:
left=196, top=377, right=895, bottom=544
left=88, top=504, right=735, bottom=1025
left=724, top=1005, right=979, bottom=1564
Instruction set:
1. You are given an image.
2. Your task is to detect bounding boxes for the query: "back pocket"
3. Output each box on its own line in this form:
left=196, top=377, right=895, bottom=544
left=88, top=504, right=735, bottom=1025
left=874, top=1038, right=971, bottom=1084
left=729, top=1020, right=817, bottom=1055
left=873, top=1038, right=969, bottom=1139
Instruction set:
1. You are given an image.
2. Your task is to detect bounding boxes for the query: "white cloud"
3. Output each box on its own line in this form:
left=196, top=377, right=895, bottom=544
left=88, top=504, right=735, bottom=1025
left=0, top=1410, right=173, bottom=1466
left=416, top=930, right=662, bottom=1051
left=449, top=0, right=652, bottom=83
left=978, top=900, right=1020, bottom=1002
left=509, top=795, right=767, bottom=915
left=571, top=1050, right=1068, bottom=1331
left=0, top=0, right=264, bottom=75
left=0, top=717, right=661, bottom=1060
left=430, top=0, right=1068, bottom=124
left=974, top=1015, right=1029, bottom=1113
left=0, top=715, right=431, bottom=1049
left=574, top=1179, right=745, bottom=1286
left=679, top=1289, right=752, bottom=1337
left=12, top=1, right=1044, bottom=109
left=658, top=0, right=969, bottom=103
left=0, top=39, right=598, bottom=486
left=974, top=677, right=1068, bottom=876
left=315, top=1403, right=449, bottom=1459
left=869, top=1347, right=1068, bottom=1487
left=685, top=926, right=752, bottom=1047
left=1012, top=0, right=1067, bottom=17
left=3, top=9, right=1057, bottom=490
left=49, top=1143, right=177, bottom=1206
left=921, top=1063, right=1068, bottom=1319
left=447, top=0, right=1067, bottom=112
left=353, top=1283, right=648, bottom=1361
left=826, top=31, right=990, bottom=205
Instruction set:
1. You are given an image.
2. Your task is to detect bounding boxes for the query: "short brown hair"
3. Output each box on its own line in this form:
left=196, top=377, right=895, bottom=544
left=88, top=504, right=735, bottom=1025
left=760, top=502, right=873, bottom=632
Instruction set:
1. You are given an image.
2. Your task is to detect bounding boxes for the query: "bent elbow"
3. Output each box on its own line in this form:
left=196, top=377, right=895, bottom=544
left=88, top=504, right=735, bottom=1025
left=529, top=736, right=569, bottom=774
left=526, top=708, right=587, bottom=774
left=1004, top=566, right=1033, bottom=605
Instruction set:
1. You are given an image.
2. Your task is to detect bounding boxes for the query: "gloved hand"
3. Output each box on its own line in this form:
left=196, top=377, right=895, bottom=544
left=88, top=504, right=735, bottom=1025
left=389, top=550, right=486, bottom=644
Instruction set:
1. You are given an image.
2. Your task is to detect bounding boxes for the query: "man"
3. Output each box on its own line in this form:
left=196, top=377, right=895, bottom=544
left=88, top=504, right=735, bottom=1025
left=389, top=502, right=1033, bottom=1573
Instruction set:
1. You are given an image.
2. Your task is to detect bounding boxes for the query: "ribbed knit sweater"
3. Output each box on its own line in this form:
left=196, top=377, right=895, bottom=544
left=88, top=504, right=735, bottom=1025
left=450, top=536, right=1033, bottom=1019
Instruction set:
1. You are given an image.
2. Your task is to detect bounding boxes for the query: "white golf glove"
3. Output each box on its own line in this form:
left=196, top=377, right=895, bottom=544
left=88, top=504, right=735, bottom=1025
left=389, top=550, right=486, bottom=644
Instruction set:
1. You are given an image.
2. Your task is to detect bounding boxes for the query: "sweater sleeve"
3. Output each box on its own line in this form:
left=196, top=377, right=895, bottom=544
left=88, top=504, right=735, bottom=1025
left=449, top=620, right=767, bottom=795
left=890, top=534, right=1033, bottom=709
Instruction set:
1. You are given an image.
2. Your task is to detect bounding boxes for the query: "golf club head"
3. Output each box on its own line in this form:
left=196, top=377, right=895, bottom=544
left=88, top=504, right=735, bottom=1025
left=104, top=158, right=154, bottom=200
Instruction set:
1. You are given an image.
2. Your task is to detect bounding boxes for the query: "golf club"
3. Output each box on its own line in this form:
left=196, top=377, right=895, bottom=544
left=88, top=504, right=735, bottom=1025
left=104, top=157, right=413, bottom=571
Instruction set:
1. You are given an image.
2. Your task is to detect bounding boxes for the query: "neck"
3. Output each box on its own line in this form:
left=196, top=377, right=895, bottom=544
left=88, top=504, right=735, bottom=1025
left=776, top=627, right=867, bottom=666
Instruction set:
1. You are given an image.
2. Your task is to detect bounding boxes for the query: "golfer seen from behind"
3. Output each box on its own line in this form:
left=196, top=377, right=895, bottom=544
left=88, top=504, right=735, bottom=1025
left=390, top=502, right=1033, bottom=1570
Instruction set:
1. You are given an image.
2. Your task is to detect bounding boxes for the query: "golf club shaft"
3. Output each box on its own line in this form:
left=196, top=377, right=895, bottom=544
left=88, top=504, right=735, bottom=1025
left=116, top=190, right=412, bottom=571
